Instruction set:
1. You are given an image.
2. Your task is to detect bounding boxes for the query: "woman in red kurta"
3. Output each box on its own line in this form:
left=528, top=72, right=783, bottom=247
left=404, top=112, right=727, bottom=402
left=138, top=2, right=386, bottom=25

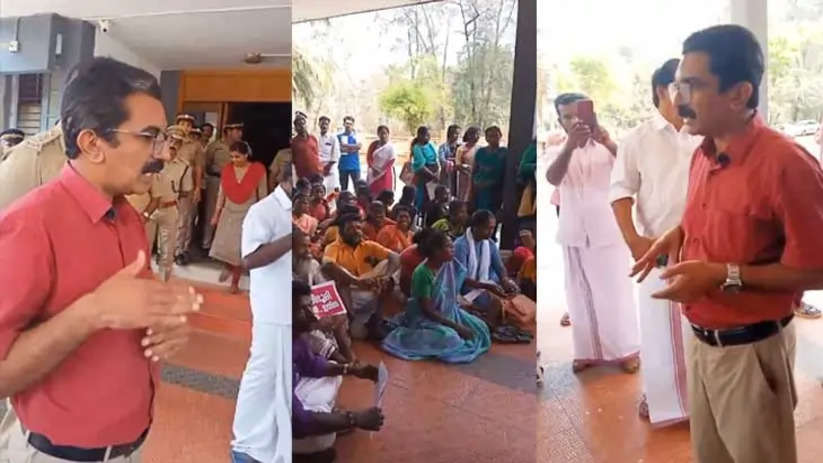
left=210, top=141, right=267, bottom=293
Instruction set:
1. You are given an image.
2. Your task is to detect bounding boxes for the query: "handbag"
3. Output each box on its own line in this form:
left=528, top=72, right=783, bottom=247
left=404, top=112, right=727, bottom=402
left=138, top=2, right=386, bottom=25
left=399, top=160, right=415, bottom=185
left=517, top=181, right=536, bottom=217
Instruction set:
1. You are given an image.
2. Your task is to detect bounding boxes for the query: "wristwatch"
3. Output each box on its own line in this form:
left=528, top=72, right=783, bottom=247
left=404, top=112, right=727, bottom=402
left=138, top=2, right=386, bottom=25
left=721, top=263, right=743, bottom=293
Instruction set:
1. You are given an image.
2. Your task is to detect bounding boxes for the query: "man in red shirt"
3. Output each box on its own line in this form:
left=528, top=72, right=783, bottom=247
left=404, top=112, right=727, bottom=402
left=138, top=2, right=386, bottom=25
left=633, top=25, right=823, bottom=463
left=0, top=58, right=202, bottom=462
left=292, top=115, right=322, bottom=179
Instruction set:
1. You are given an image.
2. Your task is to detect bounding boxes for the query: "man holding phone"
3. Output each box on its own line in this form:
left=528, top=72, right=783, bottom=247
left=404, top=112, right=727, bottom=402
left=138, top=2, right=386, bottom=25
left=546, top=93, right=640, bottom=374
left=610, top=59, right=701, bottom=424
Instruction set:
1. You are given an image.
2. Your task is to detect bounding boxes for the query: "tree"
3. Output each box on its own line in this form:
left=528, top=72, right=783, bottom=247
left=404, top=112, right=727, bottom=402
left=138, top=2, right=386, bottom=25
left=379, top=80, right=435, bottom=134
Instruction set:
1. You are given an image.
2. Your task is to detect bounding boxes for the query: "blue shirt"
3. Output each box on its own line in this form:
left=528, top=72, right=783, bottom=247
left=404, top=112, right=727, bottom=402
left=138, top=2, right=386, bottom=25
left=453, top=234, right=506, bottom=290
left=337, top=132, right=361, bottom=172
left=292, top=335, right=330, bottom=438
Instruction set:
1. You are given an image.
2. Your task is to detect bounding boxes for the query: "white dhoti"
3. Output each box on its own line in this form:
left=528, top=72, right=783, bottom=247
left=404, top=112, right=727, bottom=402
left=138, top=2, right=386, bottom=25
left=292, top=374, right=343, bottom=455
left=638, top=267, right=689, bottom=425
left=563, top=244, right=640, bottom=363
left=231, top=323, right=292, bottom=463
left=323, top=171, right=340, bottom=193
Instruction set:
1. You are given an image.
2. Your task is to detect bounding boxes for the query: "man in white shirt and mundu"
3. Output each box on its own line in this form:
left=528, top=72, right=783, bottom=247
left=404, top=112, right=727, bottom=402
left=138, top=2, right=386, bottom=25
left=318, top=115, right=341, bottom=192
left=610, top=59, right=701, bottom=424
left=546, top=93, right=641, bottom=374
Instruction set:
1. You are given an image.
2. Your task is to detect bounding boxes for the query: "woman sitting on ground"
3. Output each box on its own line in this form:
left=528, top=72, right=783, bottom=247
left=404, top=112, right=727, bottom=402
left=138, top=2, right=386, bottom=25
left=309, top=182, right=330, bottom=221
left=381, top=229, right=491, bottom=363
left=293, top=192, right=319, bottom=238
left=398, top=228, right=435, bottom=298
left=376, top=205, right=414, bottom=253
left=432, top=200, right=469, bottom=240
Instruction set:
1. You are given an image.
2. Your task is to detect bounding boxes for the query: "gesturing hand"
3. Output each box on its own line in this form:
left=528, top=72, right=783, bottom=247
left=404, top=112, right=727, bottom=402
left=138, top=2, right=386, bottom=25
left=651, top=261, right=725, bottom=303
left=91, top=251, right=202, bottom=332
left=630, top=226, right=684, bottom=283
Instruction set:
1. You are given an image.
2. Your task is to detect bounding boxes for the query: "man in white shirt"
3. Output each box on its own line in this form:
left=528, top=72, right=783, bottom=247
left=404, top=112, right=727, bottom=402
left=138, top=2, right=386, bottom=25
left=546, top=93, right=640, bottom=374
left=317, top=116, right=341, bottom=192
left=610, top=59, right=701, bottom=424
left=231, top=166, right=293, bottom=463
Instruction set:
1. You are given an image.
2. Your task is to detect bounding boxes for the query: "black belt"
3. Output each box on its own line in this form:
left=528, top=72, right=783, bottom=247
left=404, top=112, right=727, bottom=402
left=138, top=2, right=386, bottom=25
left=691, top=315, right=793, bottom=347
left=26, top=428, right=148, bottom=462
left=207, top=172, right=221, bottom=178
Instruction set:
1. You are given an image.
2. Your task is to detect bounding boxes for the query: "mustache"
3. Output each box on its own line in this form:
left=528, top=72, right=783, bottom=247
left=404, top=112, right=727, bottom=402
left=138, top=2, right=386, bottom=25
left=678, top=105, right=697, bottom=119
left=142, top=159, right=165, bottom=174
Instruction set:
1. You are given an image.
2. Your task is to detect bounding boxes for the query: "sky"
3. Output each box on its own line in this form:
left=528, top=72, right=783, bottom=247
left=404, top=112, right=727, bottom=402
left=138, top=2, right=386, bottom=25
left=537, top=0, right=729, bottom=68
left=294, top=1, right=518, bottom=87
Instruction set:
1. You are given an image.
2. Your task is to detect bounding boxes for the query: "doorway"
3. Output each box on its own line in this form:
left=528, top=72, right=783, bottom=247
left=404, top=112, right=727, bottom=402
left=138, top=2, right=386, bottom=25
left=226, top=102, right=292, bottom=168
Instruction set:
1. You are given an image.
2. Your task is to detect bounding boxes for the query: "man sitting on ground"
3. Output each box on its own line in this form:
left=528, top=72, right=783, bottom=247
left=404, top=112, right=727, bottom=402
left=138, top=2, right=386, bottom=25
left=322, top=213, right=400, bottom=340
left=292, top=281, right=384, bottom=463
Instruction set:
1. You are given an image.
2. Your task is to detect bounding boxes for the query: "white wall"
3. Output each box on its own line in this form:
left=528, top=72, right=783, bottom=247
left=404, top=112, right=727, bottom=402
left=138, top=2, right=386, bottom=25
left=93, top=31, right=162, bottom=78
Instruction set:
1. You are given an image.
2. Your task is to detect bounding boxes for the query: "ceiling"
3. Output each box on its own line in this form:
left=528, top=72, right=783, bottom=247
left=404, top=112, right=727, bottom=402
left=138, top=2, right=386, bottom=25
left=292, top=0, right=442, bottom=23
left=0, top=1, right=291, bottom=70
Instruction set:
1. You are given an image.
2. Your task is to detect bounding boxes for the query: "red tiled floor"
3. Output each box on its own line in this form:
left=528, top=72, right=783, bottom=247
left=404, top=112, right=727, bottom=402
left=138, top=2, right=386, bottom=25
left=143, top=277, right=538, bottom=463
left=537, top=209, right=823, bottom=462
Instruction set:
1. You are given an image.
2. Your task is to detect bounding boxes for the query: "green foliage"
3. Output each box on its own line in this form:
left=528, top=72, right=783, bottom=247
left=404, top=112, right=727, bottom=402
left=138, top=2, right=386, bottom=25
left=379, top=80, right=435, bottom=134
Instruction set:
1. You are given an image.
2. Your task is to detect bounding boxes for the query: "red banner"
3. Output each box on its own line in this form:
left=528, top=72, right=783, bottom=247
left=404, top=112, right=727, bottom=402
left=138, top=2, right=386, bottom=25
left=311, top=281, right=347, bottom=319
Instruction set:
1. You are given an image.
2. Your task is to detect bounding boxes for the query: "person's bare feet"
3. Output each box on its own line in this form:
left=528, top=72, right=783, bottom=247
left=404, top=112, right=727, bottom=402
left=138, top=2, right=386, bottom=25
left=229, top=284, right=240, bottom=294
left=560, top=312, right=571, bottom=327
left=622, top=357, right=640, bottom=374
left=572, top=359, right=593, bottom=373
left=638, top=394, right=649, bottom=419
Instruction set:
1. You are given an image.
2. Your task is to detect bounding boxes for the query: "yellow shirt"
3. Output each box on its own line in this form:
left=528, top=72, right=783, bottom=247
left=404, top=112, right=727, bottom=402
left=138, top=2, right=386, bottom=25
left=323, top=239, right=391, bottom=276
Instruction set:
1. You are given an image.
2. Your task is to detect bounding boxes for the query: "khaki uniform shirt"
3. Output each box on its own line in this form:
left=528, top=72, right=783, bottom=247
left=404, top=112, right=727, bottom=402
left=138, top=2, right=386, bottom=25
left=0, top=124, right=67, bottom=210
left=205, top=140, right=232, bottom=176
left=153, top=158, right=193, bottom=203
left=269, top=148, right=292, bottom=183
left=178, top=140, right=204, bottom=177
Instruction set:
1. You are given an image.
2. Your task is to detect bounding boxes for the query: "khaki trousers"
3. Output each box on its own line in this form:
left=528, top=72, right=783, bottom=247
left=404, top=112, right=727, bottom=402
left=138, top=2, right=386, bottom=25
left=155, top=206, right=178, bottom=278
left=0, top=405, right=142, bottom=463
left=175, top=195, right=194, bottom=256
left=688, top=321, right=797, bottom=463
left=202, top=176, right=220, bottom=248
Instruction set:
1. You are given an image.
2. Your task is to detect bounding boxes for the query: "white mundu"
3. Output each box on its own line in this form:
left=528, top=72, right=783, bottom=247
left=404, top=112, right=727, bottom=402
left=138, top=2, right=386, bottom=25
left=610, top=112, right=701, bottom=425
left=551, top=140, right=640, bottom=364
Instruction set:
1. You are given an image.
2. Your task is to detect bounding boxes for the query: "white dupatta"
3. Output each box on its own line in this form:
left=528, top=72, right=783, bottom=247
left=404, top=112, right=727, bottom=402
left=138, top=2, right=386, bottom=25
left=367, top=142, right=396, bottom=185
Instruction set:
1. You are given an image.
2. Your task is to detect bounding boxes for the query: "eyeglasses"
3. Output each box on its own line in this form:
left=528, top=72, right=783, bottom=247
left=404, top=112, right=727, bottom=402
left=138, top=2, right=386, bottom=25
left=106, top=129, right=169, bottom=154
left=669, top=79, right=710, bottom=105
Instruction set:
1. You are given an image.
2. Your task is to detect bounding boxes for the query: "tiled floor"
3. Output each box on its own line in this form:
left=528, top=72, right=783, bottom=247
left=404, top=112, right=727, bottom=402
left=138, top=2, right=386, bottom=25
left=140, top=269, right=539, bottom=463
left=536, top=195, right=823, bottom=463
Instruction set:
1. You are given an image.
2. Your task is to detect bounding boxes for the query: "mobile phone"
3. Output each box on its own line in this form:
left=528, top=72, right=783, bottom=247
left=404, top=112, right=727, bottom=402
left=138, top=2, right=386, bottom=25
left=576, top=99, right=597, bottom=129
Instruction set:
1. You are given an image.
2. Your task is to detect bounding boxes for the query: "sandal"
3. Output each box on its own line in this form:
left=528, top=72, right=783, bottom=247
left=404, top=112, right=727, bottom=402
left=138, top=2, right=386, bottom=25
left=795, top=301, right=822, bottom=319
left=572, top=359, right=593, bottom=373
left=638, top=394, right=649, bottom=419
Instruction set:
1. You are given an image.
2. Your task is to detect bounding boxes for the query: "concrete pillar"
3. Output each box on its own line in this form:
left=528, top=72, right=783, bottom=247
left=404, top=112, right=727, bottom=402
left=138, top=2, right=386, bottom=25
left=501, top=0, right=536, bottom=249
left=730, top=0, right=768, bottom=120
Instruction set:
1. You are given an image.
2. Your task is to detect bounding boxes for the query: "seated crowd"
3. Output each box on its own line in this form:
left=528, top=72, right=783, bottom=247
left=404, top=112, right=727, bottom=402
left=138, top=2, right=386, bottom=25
left=288, top=121, right=538, bottom=462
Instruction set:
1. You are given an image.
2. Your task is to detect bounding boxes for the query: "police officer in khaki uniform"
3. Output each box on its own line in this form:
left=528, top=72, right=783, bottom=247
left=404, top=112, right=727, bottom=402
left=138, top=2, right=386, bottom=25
left=202, top=121, right=243, bottom=249
left=126, top=185, right=160, bottom=249
left=172, top=114, right=204, bottom=265
left=0, top=123, right=67, bottom=210
left=149, top=125, right=190, bottom=282
left=0, top=129, right=25, bottom=160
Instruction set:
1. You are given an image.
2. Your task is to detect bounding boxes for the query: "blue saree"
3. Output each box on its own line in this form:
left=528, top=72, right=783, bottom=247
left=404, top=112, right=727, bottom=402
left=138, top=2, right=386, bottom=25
left=381, top=259, right=491, bottom=363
